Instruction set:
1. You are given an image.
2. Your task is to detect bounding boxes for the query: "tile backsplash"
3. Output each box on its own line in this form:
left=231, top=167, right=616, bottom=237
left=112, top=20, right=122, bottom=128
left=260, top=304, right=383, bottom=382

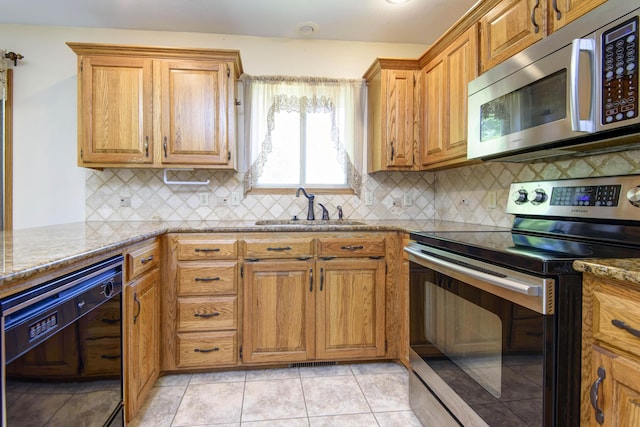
left=86, top=148, right=640, bottom=227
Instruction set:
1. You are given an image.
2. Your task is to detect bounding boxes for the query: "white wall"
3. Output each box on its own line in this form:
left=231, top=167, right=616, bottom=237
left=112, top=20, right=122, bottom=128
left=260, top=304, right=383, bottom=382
left=0, top=24, right=427, bottom=229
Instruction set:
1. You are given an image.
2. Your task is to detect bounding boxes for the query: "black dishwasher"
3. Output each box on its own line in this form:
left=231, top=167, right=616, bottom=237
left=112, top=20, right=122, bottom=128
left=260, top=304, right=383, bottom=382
left=1, top=255, right=124, bottom=427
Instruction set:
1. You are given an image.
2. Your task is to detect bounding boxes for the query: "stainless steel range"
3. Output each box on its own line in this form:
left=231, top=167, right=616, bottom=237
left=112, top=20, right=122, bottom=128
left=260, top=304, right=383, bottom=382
left=405, top=175, right=640, bottom=427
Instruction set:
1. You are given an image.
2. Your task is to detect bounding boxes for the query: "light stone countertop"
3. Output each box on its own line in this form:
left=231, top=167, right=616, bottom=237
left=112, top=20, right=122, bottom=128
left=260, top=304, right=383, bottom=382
left=573, top=258, right=640, bottom=285
left=0, top=219, right=509, bottom=298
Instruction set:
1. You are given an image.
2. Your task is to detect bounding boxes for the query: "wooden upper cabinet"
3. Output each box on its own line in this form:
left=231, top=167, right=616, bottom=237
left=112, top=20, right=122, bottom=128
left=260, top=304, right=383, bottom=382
left=78, top=56, right=154, bottom=164
left=548, top=0, right=607, bottom=33
left=364, top=59, right=419, bottom=172
left=419, top=25, right=479, bottom=168
left=479, top=0, right=546, bottom=72
left=67, top=43, right=242, bottom=170
left=160, top=60, right=233, bottom=165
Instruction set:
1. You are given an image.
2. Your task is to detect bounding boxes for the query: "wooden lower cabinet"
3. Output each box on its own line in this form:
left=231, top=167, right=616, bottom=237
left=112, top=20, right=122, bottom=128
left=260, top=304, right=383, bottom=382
left=124, top=268, right=160, bottom=423
left=242, top=257, right=386, bottom=364
left=316, top=258, right=386, bottom=359
left=590, top=346, right=640, bottom=427
left=242, top=260, right=315, bottom=363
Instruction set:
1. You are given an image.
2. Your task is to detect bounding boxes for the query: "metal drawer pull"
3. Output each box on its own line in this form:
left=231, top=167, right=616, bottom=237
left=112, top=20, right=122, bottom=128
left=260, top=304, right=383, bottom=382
left=341, top=245, right=364, bottom=251
left=101, top=318, right=120, bottom=325
left=267, top=246, right=291, bottom=251
left=611, top=319, right=640, bottom=338
left=194, top=347, right=219, bottom=353
left=590, top=366, right=606, bottom=424
left=140, top=255, right=154, bottom=264
left=194, top=312, right=220, bottom=318
left=195, top=248, right=220, bottom=253
left=194, top=277, right=221, bottom=282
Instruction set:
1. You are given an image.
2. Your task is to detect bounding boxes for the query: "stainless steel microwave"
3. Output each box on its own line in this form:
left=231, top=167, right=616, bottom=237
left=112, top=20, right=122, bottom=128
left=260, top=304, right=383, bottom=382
left=468, top=1, right=640, bottom=162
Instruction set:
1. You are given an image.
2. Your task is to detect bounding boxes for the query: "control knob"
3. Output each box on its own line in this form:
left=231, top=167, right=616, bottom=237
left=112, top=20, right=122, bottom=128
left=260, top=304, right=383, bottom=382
left=512, top=189, right=528, bottom=204
left=531, top=189, right=547, bottom=205
left=627, top=186, right=640, bottom=207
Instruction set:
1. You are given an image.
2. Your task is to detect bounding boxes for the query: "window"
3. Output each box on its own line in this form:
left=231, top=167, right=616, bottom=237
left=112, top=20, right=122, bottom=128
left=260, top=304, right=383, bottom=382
left=242, top=76, right=365, bottom=194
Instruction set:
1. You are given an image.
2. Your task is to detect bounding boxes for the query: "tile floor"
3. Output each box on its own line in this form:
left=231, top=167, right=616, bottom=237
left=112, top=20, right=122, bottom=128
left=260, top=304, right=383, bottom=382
left=129, top=362, right=423, bottom=427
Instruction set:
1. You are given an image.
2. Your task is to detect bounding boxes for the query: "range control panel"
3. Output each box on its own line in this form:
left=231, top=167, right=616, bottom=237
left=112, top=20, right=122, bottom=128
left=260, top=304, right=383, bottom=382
left=507, top=175, right=640, bottom=221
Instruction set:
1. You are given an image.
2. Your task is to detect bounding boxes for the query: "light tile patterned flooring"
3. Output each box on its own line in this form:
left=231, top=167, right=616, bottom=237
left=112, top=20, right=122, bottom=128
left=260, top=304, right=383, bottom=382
left=129, top=362, right=423, bottom=427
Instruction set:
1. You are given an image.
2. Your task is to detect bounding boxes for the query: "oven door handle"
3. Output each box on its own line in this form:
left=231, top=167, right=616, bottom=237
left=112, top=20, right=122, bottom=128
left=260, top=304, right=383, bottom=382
left=405, top=246, right=542, bottom=296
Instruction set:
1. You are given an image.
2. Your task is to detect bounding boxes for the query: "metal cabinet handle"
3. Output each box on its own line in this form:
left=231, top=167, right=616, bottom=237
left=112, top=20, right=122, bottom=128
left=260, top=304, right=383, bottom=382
left=341, top=245, right=364, bottom=251
left=320, top=267, right=324, bottom=292
left=267, top=246, right=291, bottom=251
left=390, top=142, right=395, bottom=161
left=133, top=293, right=141, bottom=325
left=194, top=312, right=220, bottom=318
left=552, top=0, right=561, bottom=20
left=590, top=366, right=606, bottom=424
left=531, top=0, right=540, bottom=34
left=194, top=347, right=219, bottom=353
left=195, top=248, right=220, bottom=253
left=163, top=136, right=168, bottom=158
left=140, top=255, right=154, bottom=264
left=310, top=268, right=313, bottom=292
left=611, top=319, right=640, bottom=338
left=144, top=136, right=149, bottom=157
left=195, top=277, right=221, bottom=282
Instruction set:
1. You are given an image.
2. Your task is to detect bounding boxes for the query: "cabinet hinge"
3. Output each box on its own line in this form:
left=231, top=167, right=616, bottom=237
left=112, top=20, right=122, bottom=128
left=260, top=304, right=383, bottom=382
left=80, top=148, right=83, bottom=160
left=240, top=265, right=244, bottom=278
left=227, top=151, right=231, bottom=161
left=227, top=66, right=230, bottom=78
left=80, top=60, right=83, bottom=73
left=239, top=346, right=243, bottom=359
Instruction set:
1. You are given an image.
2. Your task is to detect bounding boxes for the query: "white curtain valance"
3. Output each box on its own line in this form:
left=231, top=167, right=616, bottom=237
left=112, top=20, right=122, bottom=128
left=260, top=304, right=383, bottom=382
left=241, top=75, right=365, bottom=195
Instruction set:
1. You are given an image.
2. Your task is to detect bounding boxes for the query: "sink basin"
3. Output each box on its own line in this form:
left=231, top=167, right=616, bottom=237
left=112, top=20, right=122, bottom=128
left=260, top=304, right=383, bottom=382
left=255, top=219, right=367, bottom=226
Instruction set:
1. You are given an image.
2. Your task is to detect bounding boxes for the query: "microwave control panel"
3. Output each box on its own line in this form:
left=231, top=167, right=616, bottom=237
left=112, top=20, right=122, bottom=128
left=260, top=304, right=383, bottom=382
left=602, top=16, right=638, bottom=125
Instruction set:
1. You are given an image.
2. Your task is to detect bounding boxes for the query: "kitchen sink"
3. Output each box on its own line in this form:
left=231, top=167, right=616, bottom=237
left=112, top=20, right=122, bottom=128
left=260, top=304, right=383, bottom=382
left=255, top=219, right=367, bottom=226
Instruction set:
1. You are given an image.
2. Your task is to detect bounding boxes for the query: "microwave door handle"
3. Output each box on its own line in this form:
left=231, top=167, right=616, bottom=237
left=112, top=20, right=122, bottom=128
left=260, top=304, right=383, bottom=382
left=570, top=38, right=596, bottom=133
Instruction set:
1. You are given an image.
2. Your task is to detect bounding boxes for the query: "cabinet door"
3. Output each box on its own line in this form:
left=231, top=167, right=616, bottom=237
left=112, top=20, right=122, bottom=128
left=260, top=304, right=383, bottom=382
left=159, top=60, right=233, bottom=166
left=589, top=346, right=640, bottom=427
left=385, top=69, right=415, bottom=168
left=78, top=56, right=153, bottom=164
left=242, top=260, right=315, bottom=363
left=124, top=269, right=160, bottom=423
left=420, top=56, right=446, bottom=166
left=479, top=0, right=545, bottom=72
left=316, top=258, right=386, bottom=359
left=548, top=0, right=607, bottom=33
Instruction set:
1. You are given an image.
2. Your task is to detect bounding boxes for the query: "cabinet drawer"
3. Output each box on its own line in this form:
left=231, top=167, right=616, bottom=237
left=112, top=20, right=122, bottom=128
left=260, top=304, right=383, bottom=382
left=177, top=262, right=237, bottom=296
left=318, top=237, right=385, bottom=257
left=593, top=289, right=640, bottom=358
left=126, top=240, right=159, bottom=281
left=177, top=296, right=237, bottom=331
left=177, top=331, right=237, bottom=367
left=177, top=239, right=238, bottom=261
left=244, top=238, right=315, bottom=259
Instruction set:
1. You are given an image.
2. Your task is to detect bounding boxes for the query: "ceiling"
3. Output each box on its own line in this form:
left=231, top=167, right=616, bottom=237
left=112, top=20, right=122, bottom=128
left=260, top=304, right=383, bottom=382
left=0, top=0, right=479, bottom=44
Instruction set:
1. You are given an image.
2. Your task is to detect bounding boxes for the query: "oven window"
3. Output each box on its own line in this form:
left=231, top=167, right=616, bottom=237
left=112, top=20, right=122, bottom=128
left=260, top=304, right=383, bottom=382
left=410, top=266, right=545, bottom=426
left=480, top=69, right=567, bottom=142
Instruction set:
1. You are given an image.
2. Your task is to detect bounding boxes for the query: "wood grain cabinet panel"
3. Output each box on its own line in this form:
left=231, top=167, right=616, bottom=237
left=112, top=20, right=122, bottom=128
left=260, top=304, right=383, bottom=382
left=177, top=261, right=238, bottom=295
left=548, top=0, right=607, bottom=33
left=177, top=296, right=237, bottom=331
left=67, top=43, right=242, bottom=169
left=177, top=331, right=238, bottom=367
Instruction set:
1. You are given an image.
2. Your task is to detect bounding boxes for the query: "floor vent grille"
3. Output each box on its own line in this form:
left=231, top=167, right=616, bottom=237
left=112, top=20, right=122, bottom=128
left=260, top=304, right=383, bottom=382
left=289, top=361, right=337, bottom=368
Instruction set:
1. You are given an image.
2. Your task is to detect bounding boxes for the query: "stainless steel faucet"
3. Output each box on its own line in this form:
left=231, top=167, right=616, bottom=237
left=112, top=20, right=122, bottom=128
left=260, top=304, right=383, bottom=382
left=296, top=187, right=315, bottom=220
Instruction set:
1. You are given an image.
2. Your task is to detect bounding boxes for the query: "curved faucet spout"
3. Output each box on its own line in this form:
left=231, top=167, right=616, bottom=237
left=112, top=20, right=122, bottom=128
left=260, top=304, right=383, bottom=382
left=296, top=187, right=315, bottom=220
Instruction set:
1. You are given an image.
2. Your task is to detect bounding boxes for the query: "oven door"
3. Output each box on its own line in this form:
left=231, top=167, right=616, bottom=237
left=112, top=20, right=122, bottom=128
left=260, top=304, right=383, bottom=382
left=405, top=244, right=555, bottom=427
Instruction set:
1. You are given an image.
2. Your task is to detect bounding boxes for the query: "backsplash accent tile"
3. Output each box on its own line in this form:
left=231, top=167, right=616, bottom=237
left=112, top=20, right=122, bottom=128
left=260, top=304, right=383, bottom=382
left=86, top=149, right=640, bottom=227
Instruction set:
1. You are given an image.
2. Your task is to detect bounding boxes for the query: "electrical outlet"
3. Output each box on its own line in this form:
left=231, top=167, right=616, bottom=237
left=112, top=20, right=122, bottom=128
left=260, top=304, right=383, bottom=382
left=403, top=192, right=413, bottom=206
left=487, top=191, right=497, bottom=209
left=365, top=191, right=374, bottom=206
left=198, top=192, right=209, bottom=207
left=231, top=192, right=240, bottom=206
left=119, top=197, right=131, bottom=207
